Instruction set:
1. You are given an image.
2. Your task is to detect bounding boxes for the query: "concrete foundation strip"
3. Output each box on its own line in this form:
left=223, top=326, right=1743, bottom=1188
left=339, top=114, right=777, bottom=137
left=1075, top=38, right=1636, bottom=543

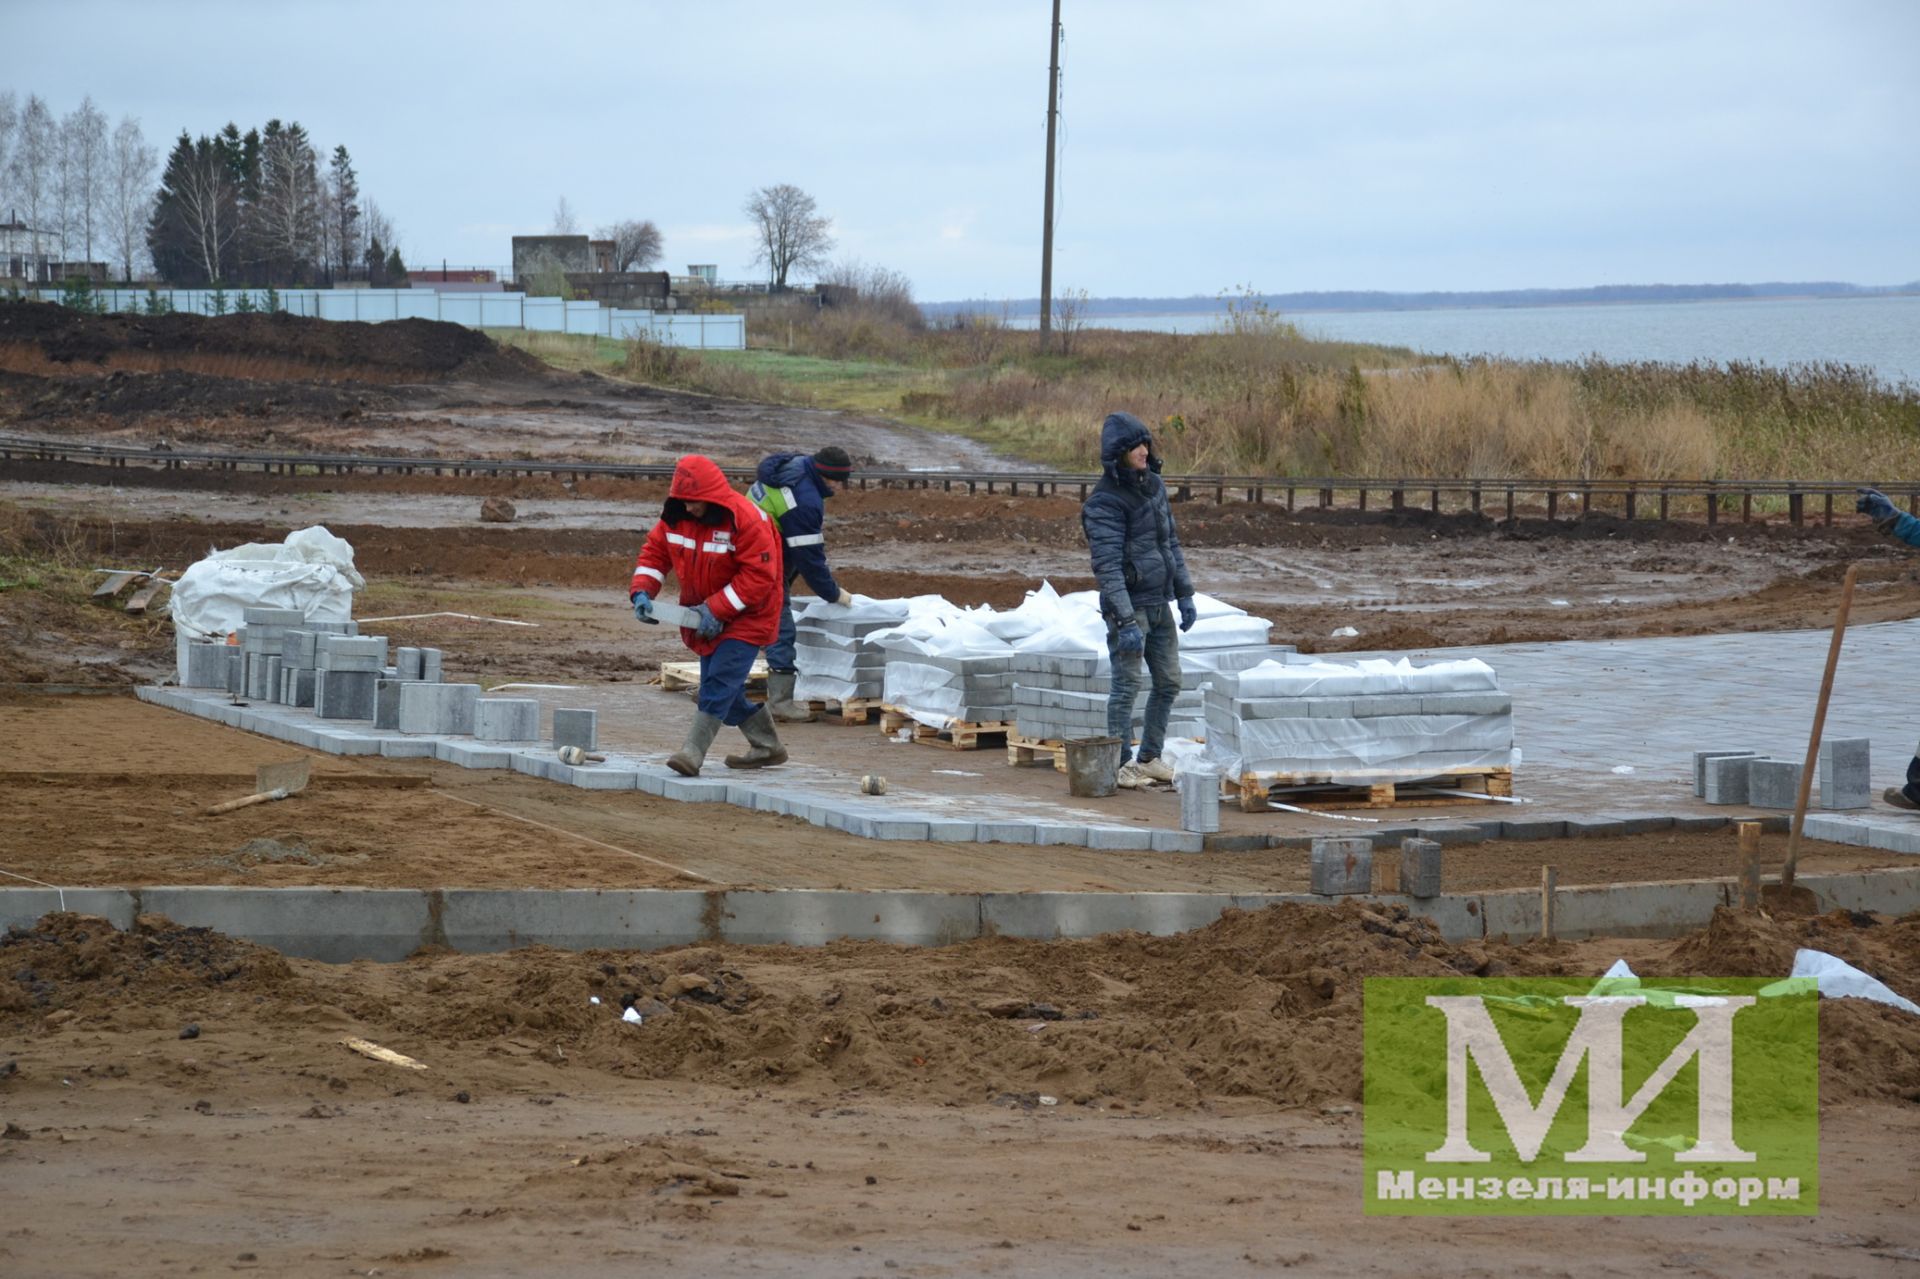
left=0, top=867, right=65, bottom=909
left=4, top=868, right=1916, bottom=963
left=428, top=787, right=712, bottom=884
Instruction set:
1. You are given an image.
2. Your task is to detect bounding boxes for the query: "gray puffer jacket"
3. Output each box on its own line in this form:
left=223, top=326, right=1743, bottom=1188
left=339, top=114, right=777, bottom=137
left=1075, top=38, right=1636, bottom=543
left=1080, top=412, right=1193, bottom=624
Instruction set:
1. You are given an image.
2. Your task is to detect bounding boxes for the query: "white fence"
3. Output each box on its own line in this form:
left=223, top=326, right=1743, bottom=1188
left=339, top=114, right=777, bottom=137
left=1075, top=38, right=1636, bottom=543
left=31, top=287, right=747, bottom=350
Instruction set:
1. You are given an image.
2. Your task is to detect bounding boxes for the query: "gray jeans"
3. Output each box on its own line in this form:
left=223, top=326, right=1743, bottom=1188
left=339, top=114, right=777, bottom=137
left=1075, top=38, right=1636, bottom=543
left=1105, top=602, right=1183, bottom=762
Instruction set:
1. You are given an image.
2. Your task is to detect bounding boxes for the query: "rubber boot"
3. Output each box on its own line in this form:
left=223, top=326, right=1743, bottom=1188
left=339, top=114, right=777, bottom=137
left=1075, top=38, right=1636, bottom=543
left=768, top=670, right=816, bottom=724
left=667, top=711, right=722, bottom=777
left=724, top=706, right=789, bottom=769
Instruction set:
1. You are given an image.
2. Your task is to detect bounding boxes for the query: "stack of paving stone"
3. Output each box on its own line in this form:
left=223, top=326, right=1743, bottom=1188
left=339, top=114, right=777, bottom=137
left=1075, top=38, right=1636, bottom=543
left=226, top=608, right=360, bottom=703
left=881, top=650, right=1017, bottom=728
left=1009, top=643, right=1297, bottom=744
left=313, top=634, right=391, bottom=720
left=793, top=599, right=911, bottom=707
left=1203, top=656, right=1514, bottom=783
left=1695, top=741, right=1869, bottom=810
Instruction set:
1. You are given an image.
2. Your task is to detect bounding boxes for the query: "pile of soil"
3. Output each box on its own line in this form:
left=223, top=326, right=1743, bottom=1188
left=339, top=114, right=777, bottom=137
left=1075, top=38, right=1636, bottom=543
left=2, top=367, right=395, bottom=423
left=9, top=902, right=1915, bottom=1111
left=0, top=303, right=545, bottom=383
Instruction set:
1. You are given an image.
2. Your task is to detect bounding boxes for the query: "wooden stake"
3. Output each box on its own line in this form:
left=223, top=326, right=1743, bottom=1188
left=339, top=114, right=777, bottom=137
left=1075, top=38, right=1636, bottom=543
left=1540, top=865, right=1558, bottom=942
left=1784, top=565, right=1857, bottom=890
left=1736, top=821, right=1762, bottom=911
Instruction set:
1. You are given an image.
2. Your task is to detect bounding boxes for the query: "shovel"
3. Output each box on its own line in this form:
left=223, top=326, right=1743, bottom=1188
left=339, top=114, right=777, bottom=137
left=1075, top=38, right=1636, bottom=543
left=206, top=757, right=312, bottom=816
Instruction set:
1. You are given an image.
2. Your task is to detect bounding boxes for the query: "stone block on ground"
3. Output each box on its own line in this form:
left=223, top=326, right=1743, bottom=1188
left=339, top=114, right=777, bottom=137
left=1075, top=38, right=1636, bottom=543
left=373, top=678, right=404, bottom=731
left=1818, top=738, right=1871, bottom=810
left=474, top=698, right=540, bottom=742
left=1747, top=758, right=1802, bottom=810
left=553, top=708, right=597, bottom=751
left=1702, top=754, right=1756, bottom=806
left=1310, top=836, right=1373, bottom=895
left=1693, top=750, right=1757, bottom=798
left=1399, top=837, right=1443, bottom=898
left=397, top=682, right=481, bottom=735
left=314, top=669, right=378, bottom=720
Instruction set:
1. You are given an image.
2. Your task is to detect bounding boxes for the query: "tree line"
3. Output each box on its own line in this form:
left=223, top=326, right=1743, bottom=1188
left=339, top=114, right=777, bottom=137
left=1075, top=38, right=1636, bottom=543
left=0, top=90, right=402, bottom=289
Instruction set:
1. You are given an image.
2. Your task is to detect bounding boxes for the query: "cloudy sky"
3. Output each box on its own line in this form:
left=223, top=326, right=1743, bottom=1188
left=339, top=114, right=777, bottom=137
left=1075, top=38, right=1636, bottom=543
left=14, top=0, right=1917, bottom=301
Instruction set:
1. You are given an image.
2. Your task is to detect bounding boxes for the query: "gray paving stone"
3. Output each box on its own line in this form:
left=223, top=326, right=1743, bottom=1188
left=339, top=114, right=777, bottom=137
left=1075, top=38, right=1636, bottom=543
left=1818, top=738, right=1871, bottom=810
left=1497, top=817, right=1568, bottom=840
left=373, top=679, right=404, bottom=730
left=1693, top=750, right=1758, bottom=797
left=379, top=737, right=439, bottom=759
left=978, top=821, right=1038, bottom=844
left=553, top=708, right=598, bottom=751
left=1864, top=821, right=1920, bottom=855
left=1149, top=829, right=1204, bottom=853
left=1703, top=755, right=1755, bottom=805
left=435, top=741, right=514, bottom=770
left=1399, top=838, right=1444, bottom=898
left=1800, top=814, right=1871, bottom=847
left=924, top=820, right=980, bottom=842
left=660, top=775, right=729, bottom=802
left=633, top=770, right=669, bottom=797
left=872, top=819, right=933, bottom=841
left=314, top=731, right=383, bottom=756
left=1748, top=759, right=1802, bottom=810
left=1086, top=826, right=1155, bottom=851
left=568, top=768, right=639, bottom=791
left=395, top=647, right=424, bottom=680
left=397, top=683, right=480, bottom=735
left=1599, top=812, right=1677, bottom=835
left=474, top=698, right=540, bottom=742
left=1311, top=836, right=1373, bottom=894
left=1410, top=822, right=1493, bottom=845
left=1669, top=814, right=1731, bottom=833
left=1563, top=816, right=1628, bottom=838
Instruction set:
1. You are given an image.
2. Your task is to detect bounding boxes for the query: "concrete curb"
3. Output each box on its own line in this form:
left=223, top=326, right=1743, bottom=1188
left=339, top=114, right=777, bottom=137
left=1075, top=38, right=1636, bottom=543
left=7, top=869, right=1917, bottom=962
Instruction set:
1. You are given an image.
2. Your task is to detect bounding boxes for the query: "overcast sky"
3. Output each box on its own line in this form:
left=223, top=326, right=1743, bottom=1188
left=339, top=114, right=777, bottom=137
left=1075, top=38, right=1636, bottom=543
left=13, top=0, right=1917, bottom=301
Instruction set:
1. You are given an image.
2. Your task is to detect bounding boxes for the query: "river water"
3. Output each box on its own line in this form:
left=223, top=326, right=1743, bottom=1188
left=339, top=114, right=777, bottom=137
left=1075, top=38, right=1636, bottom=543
left=1018, top=294, right=1920, bottom=388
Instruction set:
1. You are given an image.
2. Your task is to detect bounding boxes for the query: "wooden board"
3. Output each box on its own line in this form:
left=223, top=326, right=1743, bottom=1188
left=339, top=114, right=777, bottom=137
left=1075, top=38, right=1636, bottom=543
left=341, top=1037, right=428, bottom=1070
left=802, top=697, right=882, bottom=726
left=1005, top=731, right=1070, bottom=774
left=123, top=578, right=171, bottom=615
left=1225, top=767, right=1514, bottom=813
left=880, top=706, right=1011, bottom=751
left=659, top=659, right=769, bottom=694
left=91, top=571, right=139, bottom=599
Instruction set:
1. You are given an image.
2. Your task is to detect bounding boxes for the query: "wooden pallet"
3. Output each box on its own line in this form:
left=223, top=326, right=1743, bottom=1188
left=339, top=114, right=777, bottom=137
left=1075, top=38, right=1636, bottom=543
left=881, top=706, right=1012, bottom=751
left=658, top=659, right=769, bottom=695
left=802, top=697, right=883, bottom=726
left=1005, top=732, right=1070, bottom=773
left=1224, top=767, right=1514, bottom=813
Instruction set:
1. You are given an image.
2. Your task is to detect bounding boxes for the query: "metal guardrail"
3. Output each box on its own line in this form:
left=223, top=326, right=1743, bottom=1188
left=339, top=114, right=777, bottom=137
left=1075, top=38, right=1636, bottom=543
left=1, top=433, right=1914, bottom=527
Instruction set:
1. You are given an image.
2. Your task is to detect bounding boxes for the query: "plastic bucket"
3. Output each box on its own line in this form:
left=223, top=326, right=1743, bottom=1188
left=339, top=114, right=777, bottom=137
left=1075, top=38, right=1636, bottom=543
left=1064, top=735, right=1125, bottom=798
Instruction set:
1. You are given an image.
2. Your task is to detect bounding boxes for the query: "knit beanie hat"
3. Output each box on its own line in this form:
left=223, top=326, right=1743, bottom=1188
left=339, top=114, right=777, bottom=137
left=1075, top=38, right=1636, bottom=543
left=812, top=446, right=853, bottom=483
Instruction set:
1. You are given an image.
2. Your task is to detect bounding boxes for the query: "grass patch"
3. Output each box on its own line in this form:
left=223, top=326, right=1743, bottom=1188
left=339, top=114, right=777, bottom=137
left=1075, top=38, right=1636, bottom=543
left=495, top=297, right=1920, bottom=481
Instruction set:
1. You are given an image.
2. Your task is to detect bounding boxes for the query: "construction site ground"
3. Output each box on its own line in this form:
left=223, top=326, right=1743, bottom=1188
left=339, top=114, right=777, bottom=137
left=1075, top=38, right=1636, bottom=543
left=3, top=312, right=1918, bottom=1274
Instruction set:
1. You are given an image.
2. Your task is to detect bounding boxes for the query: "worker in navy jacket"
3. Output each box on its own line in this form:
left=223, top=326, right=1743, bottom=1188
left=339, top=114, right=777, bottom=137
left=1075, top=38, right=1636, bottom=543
left=1859, top=488, right=1920, bottom=811
left=749, top=446, right=853, bottom=722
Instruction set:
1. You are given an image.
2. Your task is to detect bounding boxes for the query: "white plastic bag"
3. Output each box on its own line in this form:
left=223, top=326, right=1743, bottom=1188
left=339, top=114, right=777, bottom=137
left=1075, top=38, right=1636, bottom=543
left=170, top=525, right=363, bottom=644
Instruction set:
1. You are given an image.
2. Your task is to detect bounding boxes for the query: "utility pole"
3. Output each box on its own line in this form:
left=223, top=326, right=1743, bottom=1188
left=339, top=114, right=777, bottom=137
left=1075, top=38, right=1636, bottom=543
left=1038, top=0, right=1062, bottom=349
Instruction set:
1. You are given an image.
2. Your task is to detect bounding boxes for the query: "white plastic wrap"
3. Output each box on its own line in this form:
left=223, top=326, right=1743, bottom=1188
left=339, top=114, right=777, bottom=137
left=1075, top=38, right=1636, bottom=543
left=1230, top=657, right=1498, bottom=699
left=169, top=527, right=364, bottom=679
left=1219, top=713, right=1513, bottom=771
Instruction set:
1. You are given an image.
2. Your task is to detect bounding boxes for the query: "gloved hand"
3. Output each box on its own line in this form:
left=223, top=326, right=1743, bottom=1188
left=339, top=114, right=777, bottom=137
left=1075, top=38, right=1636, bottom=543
left=1115, top=621, right=1145, bottom=655
left=1177, top=597, right=1198, bottom=632
left=1857, top=488, right=1897, bottom=521
left=631, top=591, right=654, bottom=622
left=691, top=602, right=724, bottom=639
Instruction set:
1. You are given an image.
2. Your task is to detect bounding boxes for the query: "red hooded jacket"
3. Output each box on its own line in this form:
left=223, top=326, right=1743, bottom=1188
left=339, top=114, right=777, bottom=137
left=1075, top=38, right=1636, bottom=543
left=630, top=455, right=784, bottom=655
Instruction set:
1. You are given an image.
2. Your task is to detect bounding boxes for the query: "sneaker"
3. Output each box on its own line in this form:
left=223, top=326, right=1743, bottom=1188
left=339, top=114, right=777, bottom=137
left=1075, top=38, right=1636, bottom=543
left=1115, top=761, right=1151, bottom=790
left=1885, top=787, right=1920, bottom=812
left=1134, top=756, right=1176, bottom=784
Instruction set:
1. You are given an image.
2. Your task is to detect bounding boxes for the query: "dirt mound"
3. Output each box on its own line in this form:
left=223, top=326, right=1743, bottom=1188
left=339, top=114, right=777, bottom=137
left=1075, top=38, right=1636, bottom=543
left=0, top=302, right=545, bottom=383
left=0, top=912, right=292, bottom=1015
left=1662, top=907, right=1920, bottom=1103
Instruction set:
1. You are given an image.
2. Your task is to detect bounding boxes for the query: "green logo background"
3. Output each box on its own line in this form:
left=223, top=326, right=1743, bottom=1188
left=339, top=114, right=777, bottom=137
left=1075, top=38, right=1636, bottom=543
left=1363, top=976, right=1819, bottom=1215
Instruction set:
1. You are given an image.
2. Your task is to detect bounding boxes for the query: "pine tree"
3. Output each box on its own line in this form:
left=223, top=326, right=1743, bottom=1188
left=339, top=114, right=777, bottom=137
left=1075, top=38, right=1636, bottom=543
left=328, top=145, right=359, bottom=282
left=386, top=245, right=408, bottom=286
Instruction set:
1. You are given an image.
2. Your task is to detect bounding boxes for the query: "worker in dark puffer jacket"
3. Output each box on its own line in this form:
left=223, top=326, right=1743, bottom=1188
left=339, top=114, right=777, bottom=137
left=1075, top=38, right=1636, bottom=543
left=749, top=446, right=853, bottom=722
left=1081, top=412, right=1198, bottom=789
left=1858, top=487, right=1920, bottom=812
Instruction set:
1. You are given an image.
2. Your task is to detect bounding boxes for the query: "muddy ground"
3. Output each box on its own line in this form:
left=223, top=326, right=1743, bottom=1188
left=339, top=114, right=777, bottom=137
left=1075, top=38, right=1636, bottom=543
left=5, top=309, right=1919, bottom=1274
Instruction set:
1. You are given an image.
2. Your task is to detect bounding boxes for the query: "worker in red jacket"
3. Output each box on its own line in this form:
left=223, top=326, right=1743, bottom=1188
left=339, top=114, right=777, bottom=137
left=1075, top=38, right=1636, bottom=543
left=630, top=455, right=787, bottom=775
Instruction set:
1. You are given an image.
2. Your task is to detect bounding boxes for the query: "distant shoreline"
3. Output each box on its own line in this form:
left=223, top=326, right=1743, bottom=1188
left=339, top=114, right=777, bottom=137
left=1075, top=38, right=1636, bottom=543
left=924, top=284, right=1920, bottom=320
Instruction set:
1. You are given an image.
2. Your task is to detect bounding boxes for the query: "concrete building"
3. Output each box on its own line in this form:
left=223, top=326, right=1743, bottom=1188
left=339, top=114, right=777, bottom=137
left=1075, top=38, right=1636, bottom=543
left=0, top=217, right=59, bottom=284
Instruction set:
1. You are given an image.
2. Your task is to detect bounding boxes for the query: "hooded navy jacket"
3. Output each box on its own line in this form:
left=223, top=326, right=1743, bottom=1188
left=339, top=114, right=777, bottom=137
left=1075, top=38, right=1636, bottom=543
left=1080, top=412, right=1193, bottom=623
left=752, top=452, right=842, bottom=601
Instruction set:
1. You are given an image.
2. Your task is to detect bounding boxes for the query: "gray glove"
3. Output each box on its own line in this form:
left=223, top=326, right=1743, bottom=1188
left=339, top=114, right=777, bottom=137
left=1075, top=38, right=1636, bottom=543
left=1177, top=597, right=1197, bottom=632
left=691, top=602, right=724, bottom=639
left=631, top=591, right=654, bottom=622
left=1115, top=621, right=1145, bottom=655
left=1857, top=488, right=1897, bottom=521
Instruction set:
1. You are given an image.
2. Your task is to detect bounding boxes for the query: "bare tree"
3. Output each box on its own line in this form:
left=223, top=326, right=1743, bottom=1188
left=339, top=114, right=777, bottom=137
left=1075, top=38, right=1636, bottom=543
left=743, top=183, right=833, bottom=291
left=0, top=92, right=17, bottom=214
left=107, top=115, right=156, bottom=281
left=822, top=257, right=921, bottom=327
left=254, top=120, right=321, bottom=283
left=1052, top=286, right=1089, bottom=354
left=61, top=97, right=108, bottom=267
left=597, top=218, right=662, bottom=271
left=550, top=195, right=578, bottom=235
left=9, top=96, right=56, bottom=264
left=176, top=135, right=240, bottom=285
